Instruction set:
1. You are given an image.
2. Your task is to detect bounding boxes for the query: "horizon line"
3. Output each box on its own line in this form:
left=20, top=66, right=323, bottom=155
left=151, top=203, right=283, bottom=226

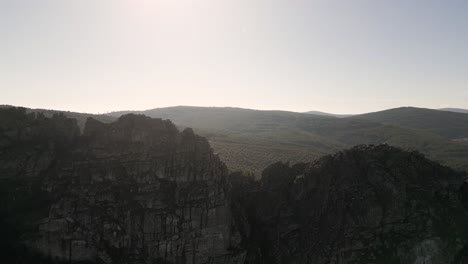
left=2, top=103, right=467, bottom=116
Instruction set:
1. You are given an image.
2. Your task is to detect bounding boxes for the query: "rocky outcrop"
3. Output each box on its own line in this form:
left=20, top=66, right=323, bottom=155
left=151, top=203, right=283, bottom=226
left=1, top=108, right=468, bottom=264
left=233, top=145, right=468, bottom=264
left=0, top=108, right=243, bottom=264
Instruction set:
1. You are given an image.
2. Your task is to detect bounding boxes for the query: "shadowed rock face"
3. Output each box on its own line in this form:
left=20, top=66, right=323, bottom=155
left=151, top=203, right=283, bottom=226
left=1, top=108, right=468, bottom=264
left=0, top=108, right=244, bottom=264
left=234, top=145, right=468, bottom=264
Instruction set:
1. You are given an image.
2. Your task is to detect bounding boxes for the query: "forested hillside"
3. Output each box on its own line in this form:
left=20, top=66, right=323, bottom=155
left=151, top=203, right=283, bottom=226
left=109, top=106, right=468, bottom=175
left=352, top=107, right=468, bottom=139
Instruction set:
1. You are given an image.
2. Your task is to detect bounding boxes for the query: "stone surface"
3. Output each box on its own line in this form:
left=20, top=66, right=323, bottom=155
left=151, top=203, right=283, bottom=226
left=1, top=108, right=468, bottom=264
left=233, top=145, right=468, bottom=264
left=0, top=108, right=243, bottom=264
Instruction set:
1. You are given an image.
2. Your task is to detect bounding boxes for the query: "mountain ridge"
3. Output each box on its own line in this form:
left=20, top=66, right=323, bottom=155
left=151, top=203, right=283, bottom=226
left=4, top=105, right=468, bottom=175
left=105, top=105, right=468, bottom=174
left=1, top=108, right=468, bottom=263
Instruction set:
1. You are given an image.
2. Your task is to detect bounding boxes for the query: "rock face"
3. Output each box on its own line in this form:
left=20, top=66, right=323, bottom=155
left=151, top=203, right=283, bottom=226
left=234, top=145, right=468, bottom=264
left=1, top=108, right=468, bottom=264
left=0, top=108, right=243, bottom=264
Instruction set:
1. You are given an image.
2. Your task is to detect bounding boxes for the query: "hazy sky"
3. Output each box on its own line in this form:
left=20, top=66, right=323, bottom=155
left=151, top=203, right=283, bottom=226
left=1, top=0, right=467, bottom=114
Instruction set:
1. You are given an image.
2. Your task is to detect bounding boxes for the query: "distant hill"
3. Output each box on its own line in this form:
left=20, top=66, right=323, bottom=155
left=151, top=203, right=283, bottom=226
left=439, top=108, right=468, bottom=114
left=108, top=106, right=468, bottom=175
left=4, top=105, right=468, bottom=176
left=304, top=110, right=353, bottom=118
left=351, top=107, right=468, bottom=139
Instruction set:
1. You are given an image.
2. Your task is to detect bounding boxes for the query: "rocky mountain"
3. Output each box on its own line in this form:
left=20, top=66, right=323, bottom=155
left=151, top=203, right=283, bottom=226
left=0, top=108, right=243, bottom=263
left=233, top=145, right=468, bottom=263
left=1, top=104, right=116, bottom=132
left=1, top=108, right=468, bottom=264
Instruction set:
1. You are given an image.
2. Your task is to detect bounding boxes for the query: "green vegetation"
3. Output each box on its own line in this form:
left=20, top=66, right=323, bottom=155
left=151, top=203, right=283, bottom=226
left=6, top=106, right=468, bottom=177
left=108, top=106, right=468, bottom=176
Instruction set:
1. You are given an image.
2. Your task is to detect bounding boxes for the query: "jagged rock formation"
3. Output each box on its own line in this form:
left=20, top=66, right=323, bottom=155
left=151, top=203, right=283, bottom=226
left=1, top=108, right=468, bottom=264
left=233, top=145, right=468, bottom=264
left=0, top=108, right=243, bottom=264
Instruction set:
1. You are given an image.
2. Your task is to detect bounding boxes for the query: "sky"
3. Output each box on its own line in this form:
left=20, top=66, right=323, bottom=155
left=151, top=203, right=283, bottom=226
left=1, top=0, right=468, bottom=114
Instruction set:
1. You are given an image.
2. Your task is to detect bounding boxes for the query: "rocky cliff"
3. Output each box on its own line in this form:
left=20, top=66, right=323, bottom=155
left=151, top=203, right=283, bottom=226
left=0, top=108, right=243, bottom=264
left=1, top=108, right=468, bottom=264
left=233, top=145, right=468, bottom=264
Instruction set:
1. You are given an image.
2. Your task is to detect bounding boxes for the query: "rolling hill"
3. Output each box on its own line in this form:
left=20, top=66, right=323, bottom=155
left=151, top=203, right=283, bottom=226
left=440, top=107, right=468, bottom=114
left=108, top=106, right=468, bottom=175
left=3, top=105, right=468, bottom=176
left=304, top=110, right=352, bottom=118
left=352, top=107, right=468, bottom=139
